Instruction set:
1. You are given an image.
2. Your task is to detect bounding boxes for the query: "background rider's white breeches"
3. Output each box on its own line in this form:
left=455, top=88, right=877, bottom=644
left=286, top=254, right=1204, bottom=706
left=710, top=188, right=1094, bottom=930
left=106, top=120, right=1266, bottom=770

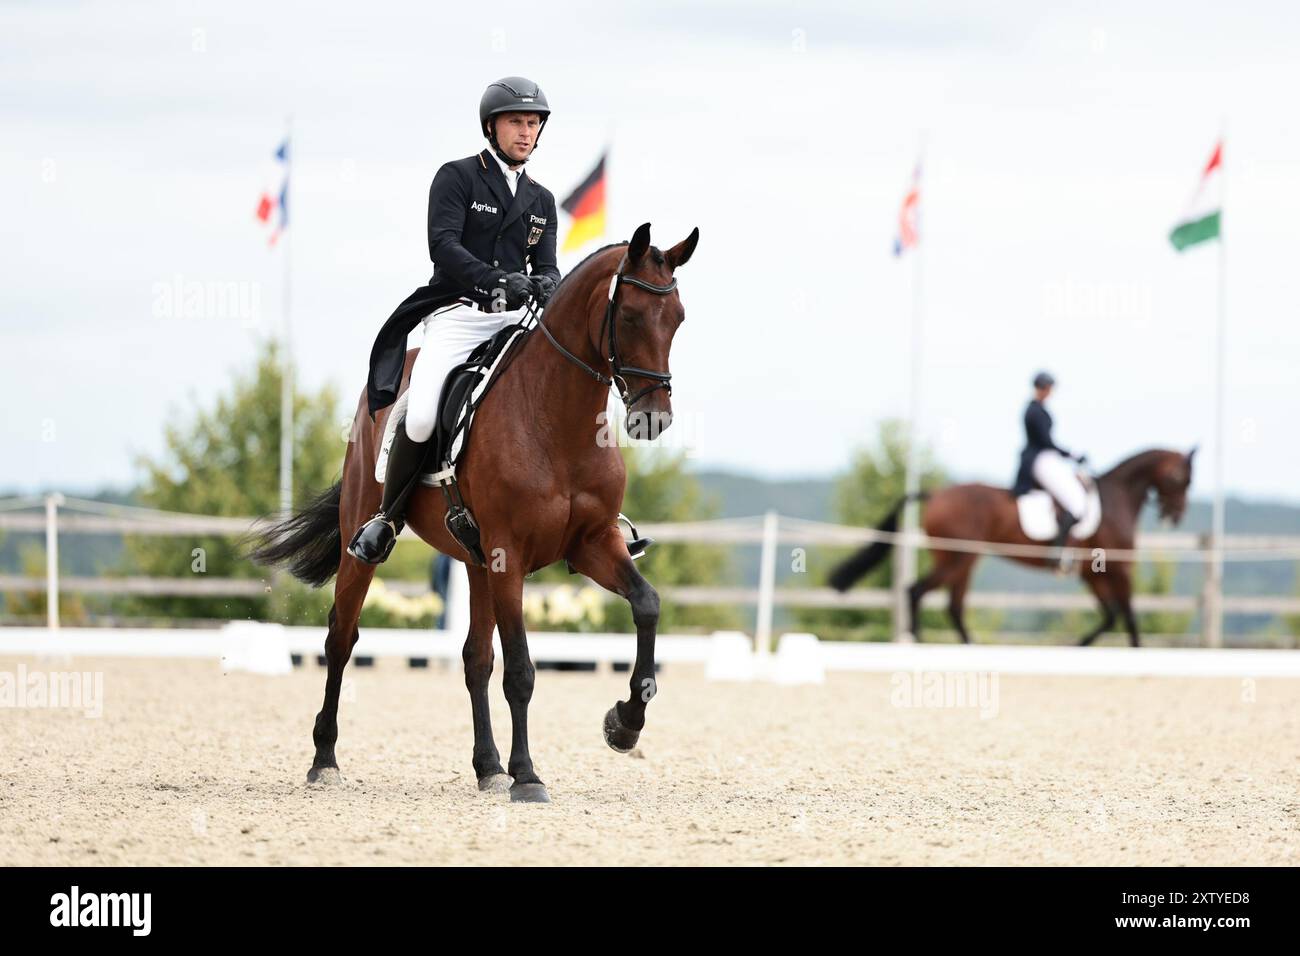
left=1032, top=449, right=1086, bottom=520
left=402, top=303, right=527, bottom=444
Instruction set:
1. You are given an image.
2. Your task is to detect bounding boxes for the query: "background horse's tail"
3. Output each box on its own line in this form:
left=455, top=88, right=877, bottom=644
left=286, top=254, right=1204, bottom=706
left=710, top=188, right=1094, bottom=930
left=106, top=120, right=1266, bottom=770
left=246, top=481, right=343, bottom=587
left=827, top=492, right=930, bottom=592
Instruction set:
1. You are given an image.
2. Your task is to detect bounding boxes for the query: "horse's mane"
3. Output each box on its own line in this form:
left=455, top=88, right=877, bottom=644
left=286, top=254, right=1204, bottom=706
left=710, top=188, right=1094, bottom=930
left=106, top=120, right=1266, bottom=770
left=486, top=242, right=631, bottom=387
left=548, top=241, right=628, bottom=301
left=1099, top=448, right=1176, bottom=481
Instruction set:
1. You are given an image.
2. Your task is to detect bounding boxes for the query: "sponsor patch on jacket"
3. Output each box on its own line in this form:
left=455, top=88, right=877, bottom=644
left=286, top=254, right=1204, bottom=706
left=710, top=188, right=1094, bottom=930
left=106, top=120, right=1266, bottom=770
left=470, top=200, right=498, bottom=215
left=527, top=225, right=543, bottom=246
left=529, top=215, right=547, bottom=225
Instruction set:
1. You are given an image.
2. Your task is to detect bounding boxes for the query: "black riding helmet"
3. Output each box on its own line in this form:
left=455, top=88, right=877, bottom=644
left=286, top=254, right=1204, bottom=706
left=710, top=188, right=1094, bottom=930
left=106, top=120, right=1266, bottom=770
left=479, top=76, right=550, bottom=165
left=1033, top=370, right=1056, bottom=389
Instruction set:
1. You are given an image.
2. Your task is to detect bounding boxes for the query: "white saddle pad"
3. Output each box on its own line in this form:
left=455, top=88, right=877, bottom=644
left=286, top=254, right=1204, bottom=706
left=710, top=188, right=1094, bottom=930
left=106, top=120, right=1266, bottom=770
left=1016, top=484, right=1102, bottom=542
left=374, top=389, right=410, bottom=484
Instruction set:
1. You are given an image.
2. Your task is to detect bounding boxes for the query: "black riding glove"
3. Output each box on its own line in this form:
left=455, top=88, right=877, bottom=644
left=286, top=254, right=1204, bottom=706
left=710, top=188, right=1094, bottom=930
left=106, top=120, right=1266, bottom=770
left=530, top=274, right=558, bottom=305
left=493, top=272, right=532, bottom=312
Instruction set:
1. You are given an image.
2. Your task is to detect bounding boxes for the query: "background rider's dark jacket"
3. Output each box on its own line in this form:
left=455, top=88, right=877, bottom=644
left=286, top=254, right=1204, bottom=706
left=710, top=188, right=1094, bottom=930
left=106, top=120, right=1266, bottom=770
left=1013, top=399, right=1072, bottom=495
left=366, top=149, right=561, bottom=416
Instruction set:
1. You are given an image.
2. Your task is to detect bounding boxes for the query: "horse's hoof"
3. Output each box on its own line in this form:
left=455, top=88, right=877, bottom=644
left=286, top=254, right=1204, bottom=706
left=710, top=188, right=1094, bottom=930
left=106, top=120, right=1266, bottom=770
left=477, top=773, right=513, bottom=794
left=306, top=766, right=343, bottom=786
left=510, top=782, right=551, bottom=804
left=603, top=705, right=640, bottom=754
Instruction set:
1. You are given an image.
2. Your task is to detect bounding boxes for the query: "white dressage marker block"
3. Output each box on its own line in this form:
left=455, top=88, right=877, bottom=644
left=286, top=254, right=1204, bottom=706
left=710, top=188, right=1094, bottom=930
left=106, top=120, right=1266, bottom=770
left=220, top=621, right=292, bottom=676
left=705, top=631, right=756, bottom=682
left=445, top=561, right=472, bottom=640
left=772, top=632, right=825, bottom=685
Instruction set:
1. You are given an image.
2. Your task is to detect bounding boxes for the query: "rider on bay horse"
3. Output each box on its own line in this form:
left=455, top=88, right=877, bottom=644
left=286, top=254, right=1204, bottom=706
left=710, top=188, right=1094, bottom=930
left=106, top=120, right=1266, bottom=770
left=350, top=76, right=562, bottom=564
left=1013, top=370, right=1088, bottom=570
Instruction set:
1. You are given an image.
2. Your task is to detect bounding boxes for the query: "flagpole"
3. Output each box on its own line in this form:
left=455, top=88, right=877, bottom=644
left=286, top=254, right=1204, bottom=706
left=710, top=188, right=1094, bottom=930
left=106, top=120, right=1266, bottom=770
left=1207, top=127, right=1227, bottom=648
left=895, top=134, right=925, bottom=642
left=279, top=114, right=294, bottom=516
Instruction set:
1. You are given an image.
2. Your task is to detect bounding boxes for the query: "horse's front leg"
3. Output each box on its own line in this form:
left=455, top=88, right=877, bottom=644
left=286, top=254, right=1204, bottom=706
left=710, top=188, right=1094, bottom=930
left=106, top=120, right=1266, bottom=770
left=569, top=526, right=659, bottom=753
left=487, top=563, right=549, bottom=803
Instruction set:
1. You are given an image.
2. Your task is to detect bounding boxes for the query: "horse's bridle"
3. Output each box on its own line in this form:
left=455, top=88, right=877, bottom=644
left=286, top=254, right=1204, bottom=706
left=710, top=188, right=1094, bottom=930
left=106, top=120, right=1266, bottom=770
left=534, top=270, right=677, bottom=408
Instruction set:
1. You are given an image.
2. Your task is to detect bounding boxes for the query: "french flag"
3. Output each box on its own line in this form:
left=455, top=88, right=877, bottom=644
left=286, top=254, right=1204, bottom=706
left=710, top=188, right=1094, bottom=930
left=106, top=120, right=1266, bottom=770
left=255, top=139, right=289, bottom=246
left=892, top=162, right=920, bottom=257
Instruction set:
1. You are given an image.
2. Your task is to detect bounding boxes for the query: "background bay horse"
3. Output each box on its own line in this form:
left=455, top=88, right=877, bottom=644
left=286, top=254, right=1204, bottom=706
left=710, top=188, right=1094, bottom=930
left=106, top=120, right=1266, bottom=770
left=252, top=223, right=699, bottom=803
left=829, top=448, right=1196, bottom=647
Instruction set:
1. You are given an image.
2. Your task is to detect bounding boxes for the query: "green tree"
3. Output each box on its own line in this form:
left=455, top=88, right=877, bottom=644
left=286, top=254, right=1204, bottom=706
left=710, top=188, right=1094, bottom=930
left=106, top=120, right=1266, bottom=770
left=1285, top=567, right=1300, bottom=647
left=794, top=419, right=946, bottom=641
left=120, top=342, right=346, bottom=624
left=6, top=543, right=88, bottom=625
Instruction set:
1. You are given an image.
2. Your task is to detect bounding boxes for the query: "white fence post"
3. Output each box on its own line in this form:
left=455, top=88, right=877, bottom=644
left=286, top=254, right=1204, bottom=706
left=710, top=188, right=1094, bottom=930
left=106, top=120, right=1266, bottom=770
left=893, top=513, right=917, bottom=643
left=1200, top=532, right=1223, bottom=648
left=755, top=510, right=778, bottom=657
left=45, top=493, right=63, bottom=631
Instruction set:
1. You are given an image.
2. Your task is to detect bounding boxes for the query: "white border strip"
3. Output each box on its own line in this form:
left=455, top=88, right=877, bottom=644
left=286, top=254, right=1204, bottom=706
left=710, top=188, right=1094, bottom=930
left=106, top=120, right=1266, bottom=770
left=0, top=627, right=1297, bottom=678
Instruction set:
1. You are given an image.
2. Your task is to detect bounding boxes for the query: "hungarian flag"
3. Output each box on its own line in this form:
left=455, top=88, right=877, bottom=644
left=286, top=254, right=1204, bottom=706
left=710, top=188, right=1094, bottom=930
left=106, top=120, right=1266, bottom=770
left=1169, top=140, right=1222, bottom=252
left=255, top=138, right=289, bottom=246
left=561, top=153, right=606, bottom=253
left=892, top=162, right=920, bottom=257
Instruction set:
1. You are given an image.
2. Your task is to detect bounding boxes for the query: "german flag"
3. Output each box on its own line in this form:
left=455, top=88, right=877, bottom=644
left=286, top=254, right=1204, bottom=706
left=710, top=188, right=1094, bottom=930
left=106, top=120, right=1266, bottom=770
left=560, top=153, right=606, bottom=253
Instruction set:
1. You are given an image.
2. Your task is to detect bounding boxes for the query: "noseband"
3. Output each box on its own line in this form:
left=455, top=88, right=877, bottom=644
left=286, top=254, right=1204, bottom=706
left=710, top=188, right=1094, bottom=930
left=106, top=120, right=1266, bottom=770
left=535, top=270, right=677, bottom=408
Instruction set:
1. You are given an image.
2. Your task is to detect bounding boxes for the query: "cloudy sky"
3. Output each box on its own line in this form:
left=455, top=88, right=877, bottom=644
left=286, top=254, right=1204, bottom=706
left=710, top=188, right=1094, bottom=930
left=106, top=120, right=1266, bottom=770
left=3, top=0, right=1298, bottom=503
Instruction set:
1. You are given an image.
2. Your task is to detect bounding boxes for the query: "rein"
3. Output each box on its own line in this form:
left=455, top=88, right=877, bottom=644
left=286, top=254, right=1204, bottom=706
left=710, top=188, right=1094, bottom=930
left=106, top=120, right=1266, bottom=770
left=533, top=270, right=677, bottom=408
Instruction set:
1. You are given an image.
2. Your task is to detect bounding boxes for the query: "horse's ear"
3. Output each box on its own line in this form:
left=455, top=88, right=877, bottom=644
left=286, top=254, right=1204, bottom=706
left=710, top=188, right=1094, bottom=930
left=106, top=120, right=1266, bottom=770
left=1186, top=445, right=1198, bottom=465
left=628, top=223, right=651, bottom=264
left=665, top=227, right=700, bottom=271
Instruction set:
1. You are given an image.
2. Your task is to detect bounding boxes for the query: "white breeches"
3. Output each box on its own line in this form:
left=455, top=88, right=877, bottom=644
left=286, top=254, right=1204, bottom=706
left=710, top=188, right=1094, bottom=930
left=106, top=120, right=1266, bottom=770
left=402, top=303, right=528, bottom=443
left=1032, top=450, right=1087, bottom=520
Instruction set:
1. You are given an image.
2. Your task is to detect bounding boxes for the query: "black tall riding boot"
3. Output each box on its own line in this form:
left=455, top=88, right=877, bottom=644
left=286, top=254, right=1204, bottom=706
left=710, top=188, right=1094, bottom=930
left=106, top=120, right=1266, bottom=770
left=1052, top=512, right=1080, bottom=574
left=347, top=426, right=431, bottom=565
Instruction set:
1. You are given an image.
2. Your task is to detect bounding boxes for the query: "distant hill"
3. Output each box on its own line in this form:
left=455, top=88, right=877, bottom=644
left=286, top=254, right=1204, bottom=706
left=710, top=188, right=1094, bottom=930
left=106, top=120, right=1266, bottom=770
left=689, top=470, right=836, bottom=521
left=0, top=487, right=135, bottom=578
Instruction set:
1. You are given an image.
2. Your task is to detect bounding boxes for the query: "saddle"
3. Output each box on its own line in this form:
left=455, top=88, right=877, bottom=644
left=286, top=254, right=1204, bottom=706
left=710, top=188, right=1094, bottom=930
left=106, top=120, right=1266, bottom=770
left=1015, top=472, right=1102, bottom=542
left=375, top=322, right=531, bottom=566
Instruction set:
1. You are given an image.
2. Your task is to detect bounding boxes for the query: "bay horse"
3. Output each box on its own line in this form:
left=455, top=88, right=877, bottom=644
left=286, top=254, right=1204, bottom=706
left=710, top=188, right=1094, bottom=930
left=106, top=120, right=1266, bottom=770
left=828, top=448, right=1196, bottom=647
left=251, top=223, right=699, bottom=803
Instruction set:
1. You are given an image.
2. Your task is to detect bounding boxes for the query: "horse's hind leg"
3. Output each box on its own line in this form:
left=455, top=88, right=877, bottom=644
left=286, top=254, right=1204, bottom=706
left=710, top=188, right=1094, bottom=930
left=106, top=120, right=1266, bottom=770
left=308, top=552, right=376, bottom=784
left=946, top=558, right=977, bottom=644
left=907, top=552, right=972, bottom=643
left=907, top=565, right=945, bottom=642
left=462, top=565, right=510, bottom=793
left=306, top=398, right=384, bottom=784
left=486, top=563, right=549, bottom=804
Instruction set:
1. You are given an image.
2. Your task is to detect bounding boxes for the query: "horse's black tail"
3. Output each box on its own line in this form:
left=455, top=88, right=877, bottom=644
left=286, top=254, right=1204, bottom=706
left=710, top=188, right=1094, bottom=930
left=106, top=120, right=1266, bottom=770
left=827, top=492, right=930, bottom=593
left=245, top=482, right=343, bottom=588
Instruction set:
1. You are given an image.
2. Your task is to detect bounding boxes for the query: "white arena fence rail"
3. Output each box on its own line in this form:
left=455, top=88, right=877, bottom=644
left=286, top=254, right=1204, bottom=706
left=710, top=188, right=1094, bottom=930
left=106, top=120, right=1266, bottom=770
left=2, top=496, right=1299, bottom=650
